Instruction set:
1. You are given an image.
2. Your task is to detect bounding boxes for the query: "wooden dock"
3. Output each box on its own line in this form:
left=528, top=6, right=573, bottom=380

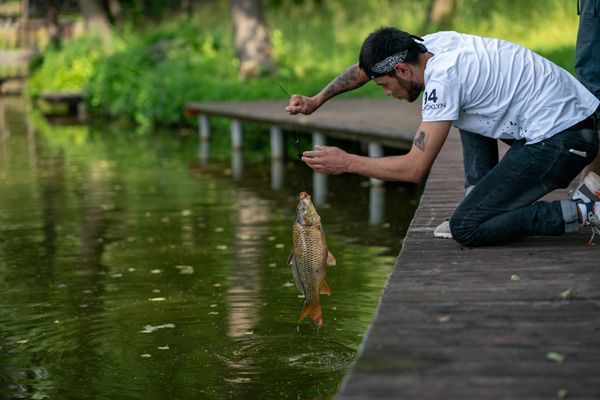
left=185, top=98, right=419, bottom=150
left=185, top=99, right=600, bottom=399
left=336, top=126, right=600, bottom=399
left=0, top=75, right=26, bottom=94
left=38, top=91, right=85, bottom=117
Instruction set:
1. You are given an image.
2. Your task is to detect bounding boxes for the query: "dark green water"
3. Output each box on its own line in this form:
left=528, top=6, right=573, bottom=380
left=0, top=98, right=420, bottom=400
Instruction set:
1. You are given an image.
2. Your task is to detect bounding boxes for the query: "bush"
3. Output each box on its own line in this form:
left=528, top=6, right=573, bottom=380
left=26, top=35, right=103, bottom=99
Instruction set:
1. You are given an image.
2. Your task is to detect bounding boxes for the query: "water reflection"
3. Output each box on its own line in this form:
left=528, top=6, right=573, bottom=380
left=232, top=149, right=243, bottom=180
left=26, top=119, right=37, bottom=177
left=369, top=184, right=385, bottom=226
left=313, top=171, right=328, bottom=207
left=0, top=98, right=420, bottom=400
left=271, top=158, right=284, bottom=191
left=226, top=188, right=268, bottom=339
left=199, top=137, right=210, bottom=165
left=39, top=145, right=64, bottom=264
left=0, top=100, right=8, bottom=170
left=0, top=100, right=8, bottom=139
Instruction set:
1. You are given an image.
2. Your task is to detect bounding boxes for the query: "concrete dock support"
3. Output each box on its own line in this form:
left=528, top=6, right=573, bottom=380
left=312, top=131, right=327, bottom=206
left=270, top=126, right=284, bottom=159
left=368, top=142, right=384, bottom=186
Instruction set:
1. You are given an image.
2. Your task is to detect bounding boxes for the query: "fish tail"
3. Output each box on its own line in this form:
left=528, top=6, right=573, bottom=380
left=299, top=303, right=323, bottom=326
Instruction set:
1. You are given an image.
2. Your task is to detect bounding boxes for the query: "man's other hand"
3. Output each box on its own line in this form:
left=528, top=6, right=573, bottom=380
left=302, top=145, right=349, bottom=175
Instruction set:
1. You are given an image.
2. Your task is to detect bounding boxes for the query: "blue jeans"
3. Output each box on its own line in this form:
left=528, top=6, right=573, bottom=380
left=450, top=128, right=599, bottom=247
left=576, top=0, right=600, bottom=100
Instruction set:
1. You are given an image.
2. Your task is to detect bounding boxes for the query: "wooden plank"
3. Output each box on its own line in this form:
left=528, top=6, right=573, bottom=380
left=337, top=130, right=600, bottom=399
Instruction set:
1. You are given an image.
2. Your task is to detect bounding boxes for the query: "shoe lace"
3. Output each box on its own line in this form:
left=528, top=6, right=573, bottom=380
left=586, top=210, right=600, bottom=245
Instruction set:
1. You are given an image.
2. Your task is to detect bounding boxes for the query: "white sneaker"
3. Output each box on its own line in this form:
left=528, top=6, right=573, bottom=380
left=572, top=171, right=600, bottom=203
left=583, top=201, right=600, bottom=245
left=434, top=220, right=453, bottom=239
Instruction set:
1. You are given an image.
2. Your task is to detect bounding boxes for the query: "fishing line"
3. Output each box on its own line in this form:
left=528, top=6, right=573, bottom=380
left=281, top=1, right=303, bottom=160
left=276, top=82, right=303, bottom=160
left=276, top=82, right=307, bottom=194
left=276, top=82, right=291, bottom=98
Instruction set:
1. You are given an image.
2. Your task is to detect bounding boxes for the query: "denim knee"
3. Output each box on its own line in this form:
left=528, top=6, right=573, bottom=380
left=449, top=214, right=481, bottom=247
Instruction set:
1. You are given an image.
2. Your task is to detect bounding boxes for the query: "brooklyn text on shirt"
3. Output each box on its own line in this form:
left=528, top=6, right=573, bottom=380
left=422, top=88, right=447, bottom=111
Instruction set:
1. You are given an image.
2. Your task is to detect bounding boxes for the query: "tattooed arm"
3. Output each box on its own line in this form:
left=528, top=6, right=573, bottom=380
left=285, top=64, right=369, bottom=115
left=301, top=121, right=452, bottom=182
left=319, top=64, right=369, bottom=103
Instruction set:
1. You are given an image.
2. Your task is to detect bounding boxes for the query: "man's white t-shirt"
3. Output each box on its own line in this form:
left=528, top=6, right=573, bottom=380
left=421, top=31, right=599, bottom=144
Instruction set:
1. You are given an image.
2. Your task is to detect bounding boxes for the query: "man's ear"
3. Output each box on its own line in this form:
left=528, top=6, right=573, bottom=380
left=394, top=63, right=411, bottom=80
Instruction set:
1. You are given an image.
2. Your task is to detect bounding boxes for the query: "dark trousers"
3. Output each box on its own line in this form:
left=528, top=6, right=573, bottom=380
left=450, top=128, right=598, bottom=246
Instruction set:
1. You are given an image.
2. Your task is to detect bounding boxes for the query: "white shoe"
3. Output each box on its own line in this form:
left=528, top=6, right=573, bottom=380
left=434, top=220, right=453, bottom=239
left=572, top=171, right=600, bottom=203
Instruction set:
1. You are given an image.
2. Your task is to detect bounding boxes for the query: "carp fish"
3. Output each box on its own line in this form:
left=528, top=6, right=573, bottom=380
left=288, top=191, right=336, bottom=327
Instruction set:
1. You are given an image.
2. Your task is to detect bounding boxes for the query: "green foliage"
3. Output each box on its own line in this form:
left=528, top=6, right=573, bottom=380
left=26, top=35, right=104, bottom=98
left=26, top=0, right=579, bottom=133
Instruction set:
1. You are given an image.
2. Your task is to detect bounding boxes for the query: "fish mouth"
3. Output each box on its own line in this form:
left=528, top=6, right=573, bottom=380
left=299, top=191, right=311, bottom=200
left=295, top=191, right=320, bottom=226
left=295, top=192, right=311, bottom=224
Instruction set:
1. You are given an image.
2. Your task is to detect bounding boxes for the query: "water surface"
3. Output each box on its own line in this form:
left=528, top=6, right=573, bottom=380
left=0, top=98, right=420, bottom=399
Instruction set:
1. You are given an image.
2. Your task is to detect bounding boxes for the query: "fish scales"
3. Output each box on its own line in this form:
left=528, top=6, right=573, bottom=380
left=289, top=192, right=336, bottom=327
left=292, top=223, right=327, bottom=304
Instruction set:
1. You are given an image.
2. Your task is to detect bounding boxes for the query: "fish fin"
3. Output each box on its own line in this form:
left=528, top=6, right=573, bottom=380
left=290, top=261, right=304, bottom=293
left=326, top=250, right=336, bottom=266
left=287, top=252, right=294, bottom=265
left=299, top=303, right=323, bottom=327
left=319, top=279, right=332, bottom=295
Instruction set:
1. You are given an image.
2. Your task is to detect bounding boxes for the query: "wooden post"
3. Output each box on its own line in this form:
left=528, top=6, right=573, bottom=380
left=270, top=126, right=284, bottom=159
left=231, top=119, right=243, bottom=150
left=368, top=142, right=384, bottom=186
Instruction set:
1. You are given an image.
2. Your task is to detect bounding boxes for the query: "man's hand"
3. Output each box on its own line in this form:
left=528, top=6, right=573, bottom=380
left=299, top=121, right=452, bottom=182
left=301, top=145, right=350, bottom=174
left=285, top=94, right=321, bottom=115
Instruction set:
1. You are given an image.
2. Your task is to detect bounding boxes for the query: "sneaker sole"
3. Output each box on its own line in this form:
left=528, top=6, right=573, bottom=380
left=434, top=221, right=453, bottom=239
left=434, top=231, right=453, bottom=239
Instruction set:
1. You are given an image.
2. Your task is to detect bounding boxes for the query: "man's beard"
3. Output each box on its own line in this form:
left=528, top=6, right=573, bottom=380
left=397, top=77, right=421, bottom=102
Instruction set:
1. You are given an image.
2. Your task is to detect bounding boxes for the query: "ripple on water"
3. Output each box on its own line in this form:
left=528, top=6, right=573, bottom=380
left=226, top=335, right=357, bottom=372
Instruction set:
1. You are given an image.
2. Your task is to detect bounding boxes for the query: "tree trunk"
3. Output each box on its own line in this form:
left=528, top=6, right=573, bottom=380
left=230, top=0, right=275, bottom=78
left=44, top=0, right=62, bottom=49
left=181, top=0, right=193, bottom=17
left=78, top=0, right=113, bottom=52
left=106, top=0, right=122, bottom=23
left=426, top=0, right=456, bottom=27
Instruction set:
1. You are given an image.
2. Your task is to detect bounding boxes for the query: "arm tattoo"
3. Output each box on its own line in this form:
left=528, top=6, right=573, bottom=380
left=414, top=131, right=426, bottom=151
left=322, top=64, right=368, bottom=100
